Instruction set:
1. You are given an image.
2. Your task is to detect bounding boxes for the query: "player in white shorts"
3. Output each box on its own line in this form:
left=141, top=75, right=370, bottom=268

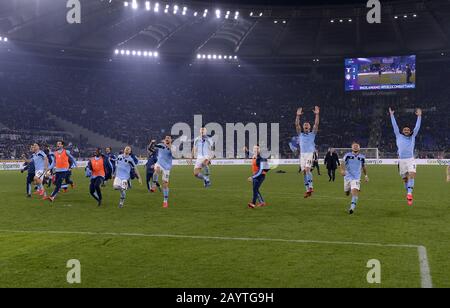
left=295, top=106, right=320, bottom=198
left=389, top=107, right=422, bottom=206
left=340, top=142, right=369, bottom=215
left=191, top=127, right=214, bottom=188
left=155, top=136, right=174, bottom=208
left=30, top=143, right=49, bottom=197
left=113, top=146, right=142, bottom=208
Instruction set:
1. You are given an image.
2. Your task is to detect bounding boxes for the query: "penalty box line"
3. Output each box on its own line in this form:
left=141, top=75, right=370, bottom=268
left=0, top=229, right=432, bottom=288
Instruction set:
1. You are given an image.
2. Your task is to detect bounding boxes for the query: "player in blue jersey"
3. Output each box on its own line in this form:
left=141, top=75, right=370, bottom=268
left=191, top=127, right=214, bottom=188
left=30, top=143, right=49, bottom=197
left=113, top=146, right=142, bottom=208
left=389, top=107, right=422, bottom=206
left=295, top=106, right=320, bottom=198
left=155, top=136, right=174, bottom=208
left=340, top=142, right=369, bottom=215
left=146, top=139, right=161, bottom=193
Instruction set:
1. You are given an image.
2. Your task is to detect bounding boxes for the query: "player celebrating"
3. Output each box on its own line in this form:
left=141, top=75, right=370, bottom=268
left=113, top=146, right=142, bottom=208
left=192, top=127, right=213, bottom=188
left=155, top=136, right=174, bottom=208
left=295, top=106, right=320, bottom=198
left=31, top=143, right=49, bottom=197
left=86, top=148, right=113, bottom=206
left=247, top=145, right=270, bottom=209
left=45, top=141, right=77, bottom=202
left=340, top=142, right=369, bottom=215
left=146, top=139, right=160, bottom=193
left=389, top=107, right=422, bottom=206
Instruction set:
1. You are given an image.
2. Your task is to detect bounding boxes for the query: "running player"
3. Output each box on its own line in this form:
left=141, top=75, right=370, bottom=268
left=295, top=106, right=320, bottom=198
left=113, top=146, right=142, bottom=208
left=21, top=146, right=35, bottom=198
left=44, top=141, right=77, bottom=202
left=340, top=142, right=369, bottom=215
left=192, top=127, right=213, bottom=188
left=155, top=136, right=174, bottom=208
left=146, top=139, right=160, bottom=193
left=86, top=148, right=113, bottom=206
left=31, top=143, right=49, bottom=197
left=247, top=145, right=270, bottom=209
left=389, top=107, right=422, bottom=206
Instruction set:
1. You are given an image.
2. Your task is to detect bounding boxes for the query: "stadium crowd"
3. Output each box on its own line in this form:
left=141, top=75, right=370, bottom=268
left=0, top=61, right=448, bottom=159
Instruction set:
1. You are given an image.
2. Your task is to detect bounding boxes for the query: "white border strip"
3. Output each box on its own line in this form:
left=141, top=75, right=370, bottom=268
left=0, top=229, right=432, bottom=288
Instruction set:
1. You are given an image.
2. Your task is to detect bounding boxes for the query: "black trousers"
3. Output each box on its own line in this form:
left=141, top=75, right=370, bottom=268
left=327, top=168, right=337, bottom=181
left=90, top=177, right=104, bottom=202
left=312, top=161, right=321, bottom=175
left=252, top=174, right=266, bottom=204
left=51, top=171, right=70, bottom=197
left=146, top=170, right=154, bottom=191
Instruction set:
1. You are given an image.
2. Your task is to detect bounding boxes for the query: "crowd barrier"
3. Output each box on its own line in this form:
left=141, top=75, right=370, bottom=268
left=1, top=159, right=448, bottom=171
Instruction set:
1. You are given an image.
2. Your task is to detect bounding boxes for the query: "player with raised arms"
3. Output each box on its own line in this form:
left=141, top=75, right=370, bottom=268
left=155, top=136, right=174, bottom=208
left=191, top=127, right=213, bottom=188
left=389, top=107, right=422, bottom=206
left=113, top=146, right=142, bottom=208
left=295, top=106, right=320, bottom=198
left=340, top=142, right=369, bottom=215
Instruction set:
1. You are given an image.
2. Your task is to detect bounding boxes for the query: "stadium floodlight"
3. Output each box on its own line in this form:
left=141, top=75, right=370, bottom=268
left=348, top=19, right=352, bottom=22
left=164, top=5, right=169, bottom=13
left=283, top=20, right=287, bottom=24
left=218, top=55, right=223, bottom=59
left=215, top=10, right=221, bottom=19
left=132, top=50, right=137, bottom=56
left=413, top=14, right=417, bottom=18
left=197, top=54, right=202, bottom=59
left=339, top=19, right=343, bottom=23
left=234, top=11, right=239, bottom=20
left=330, top=19, right=334, bottom=23
left=250, top=12, right=254, bottom=17
left=182, top=7, right=187, bottom=16
left=115, top=49, right=119, bottom=55
left=259, top=12, right=263, bottom=17
left=207, top=54, right=212, bottom=59
left=213, top=54, right=217, bottom=59
left=154, top=2, right=159, bottom=12
left=404, top=15, right=408, bottom=18
left=149, top=51, right=153, bottom=57
left=173, top=5, right=179, bottom=14
left=131, top=0, right=138, bottom=9
left=234, top=55, right=238, bottom=60
left=124, top=1, right=129, bottom=7
left=126, top=50, right=131, bottom=55
left=143, top=51, right=148, bottom=57
left=154, top=51, right=159, bottom=57
left=394, top=16, right=399, bottom=19
left=137, top=51, right=142, bottom=56
left=120, top=50, right=125, bottom=55
left=203, top=9, right=208, bottom=18
left=194, top=11, right=198, bottom=17
left=145, top=1, right=150, bottom=11
left=225, top=11, right=230, bottom=19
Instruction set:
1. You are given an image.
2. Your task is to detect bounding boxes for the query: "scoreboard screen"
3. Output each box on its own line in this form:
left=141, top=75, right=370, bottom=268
left=345, top=55, right=416, bottom=91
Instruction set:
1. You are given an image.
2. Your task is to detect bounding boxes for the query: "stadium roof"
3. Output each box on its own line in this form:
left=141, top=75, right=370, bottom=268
left=0, top=0, right=449, bottom=61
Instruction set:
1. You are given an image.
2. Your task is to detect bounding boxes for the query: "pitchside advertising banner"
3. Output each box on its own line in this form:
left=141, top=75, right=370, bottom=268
left=1, top=159, right=448, bottom=171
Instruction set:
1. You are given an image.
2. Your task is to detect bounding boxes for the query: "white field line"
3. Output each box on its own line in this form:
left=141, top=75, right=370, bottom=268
left=0, top=229, right=432, bottom=288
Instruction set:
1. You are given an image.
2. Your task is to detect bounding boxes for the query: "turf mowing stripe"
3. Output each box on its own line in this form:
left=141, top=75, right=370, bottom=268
left=0, top=229, right=433, bottom=288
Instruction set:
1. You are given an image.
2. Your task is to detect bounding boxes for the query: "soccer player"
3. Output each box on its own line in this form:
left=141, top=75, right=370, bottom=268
left=21, top=147, right=35, bottom=198
left=44, top=141, right=77, bottom=202
left=389, top=107, right=422, bottom=206
left=31, top=143, right=49, bottom=197
left=146, top=139, right=160, bottom=192
left=155, top=136, right=174, bottom=208
left=247, top=145, right=270, bottom=209
left=295, top=106, right=320, bottom=198
left=86, top=148, right=113, bottom=206
left=192, top=127, right=213, bottom=188
left=113, top=146, right=142, bottom=208
left=340, top=142, right=369, bottom=215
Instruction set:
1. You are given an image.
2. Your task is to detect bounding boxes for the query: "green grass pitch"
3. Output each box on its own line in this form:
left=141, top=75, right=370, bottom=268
left=0, top=165, right=448, bottom=288
left=358, top=73, right=416, bottom=86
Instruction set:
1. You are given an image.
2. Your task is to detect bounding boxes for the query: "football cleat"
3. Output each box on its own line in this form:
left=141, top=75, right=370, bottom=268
left=248, top=203, right=256, bottom=209
left=43, top=196, right=55, bottom=202
left=256, top=202, right=267, bottom=207
left=407, top=193, right=413, bottom=206
left=349, top=209, right=354, bottom=215
left=163, top=201, right=169, bottom=208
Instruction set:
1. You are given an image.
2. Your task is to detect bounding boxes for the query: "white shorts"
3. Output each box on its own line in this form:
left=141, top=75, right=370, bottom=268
left=344, top=179, right=361, bottom=192
left=155, top=163, right=171, bottom=183
left=113, top=177, right=129, bottom=191
left=300, top=153, right=314, bottom=170
left=194, top=157, right=211, bottom=169
left=35, top=170, right=45, bottom=180
left=399, top=158, right=417, bottom=178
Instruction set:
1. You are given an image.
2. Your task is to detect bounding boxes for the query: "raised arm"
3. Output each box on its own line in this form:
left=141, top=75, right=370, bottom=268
left=313, top=106, right=320, bottom=134
left=389, top=108, right=400, bottom=136
left=413, top=108, right=422, bottom=137
left=295, top=108, right=303, bottom=134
